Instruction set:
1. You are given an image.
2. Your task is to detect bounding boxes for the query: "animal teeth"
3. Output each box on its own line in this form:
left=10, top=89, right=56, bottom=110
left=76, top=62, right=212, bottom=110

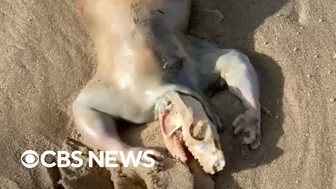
left=174, top=133, right=186, bottom=159
left=183, top=141, right=224, bottom=174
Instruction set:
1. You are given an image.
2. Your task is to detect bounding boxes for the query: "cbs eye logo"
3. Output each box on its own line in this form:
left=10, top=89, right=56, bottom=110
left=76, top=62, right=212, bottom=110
left=21, top=150, right=39, bottom=168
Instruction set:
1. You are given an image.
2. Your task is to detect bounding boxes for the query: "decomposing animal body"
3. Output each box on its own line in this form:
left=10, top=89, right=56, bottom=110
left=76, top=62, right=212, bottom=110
left=73, top=0, right=261, bottom=174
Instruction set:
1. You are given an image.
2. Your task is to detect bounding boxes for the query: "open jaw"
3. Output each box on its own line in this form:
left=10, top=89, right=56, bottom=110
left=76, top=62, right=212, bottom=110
left=157, top=92, right=225, bottom=174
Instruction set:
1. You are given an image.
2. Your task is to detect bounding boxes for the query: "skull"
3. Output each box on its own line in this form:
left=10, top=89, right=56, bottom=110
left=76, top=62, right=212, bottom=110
left=155, top=91, right=225, bottom=174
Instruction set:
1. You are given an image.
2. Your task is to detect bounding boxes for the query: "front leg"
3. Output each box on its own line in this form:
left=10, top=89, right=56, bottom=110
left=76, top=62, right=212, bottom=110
left=186, top=36, right=261, bottom=148
left=215, top=50, right=261, bottom=148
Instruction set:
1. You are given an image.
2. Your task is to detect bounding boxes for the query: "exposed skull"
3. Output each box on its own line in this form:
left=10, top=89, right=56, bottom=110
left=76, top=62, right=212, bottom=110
left=155, top=91, right=225, bottom=174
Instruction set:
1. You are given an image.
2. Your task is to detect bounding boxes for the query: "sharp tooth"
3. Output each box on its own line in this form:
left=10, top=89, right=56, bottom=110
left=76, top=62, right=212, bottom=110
left=174, top=133, right=186, bottom=158
left=184, top=143, right=212, bottom=174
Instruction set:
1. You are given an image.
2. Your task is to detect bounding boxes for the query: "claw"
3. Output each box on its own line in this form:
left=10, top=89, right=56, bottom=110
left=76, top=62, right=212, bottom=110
left=242, top=129, right=256, bottom=144
left=232, top=112, right=260, bottom=146
left=250, top=140, right=261, bottom=149
left=233, top=123, right=245, bottom=135
left=232, top=114, right=245, bottom=127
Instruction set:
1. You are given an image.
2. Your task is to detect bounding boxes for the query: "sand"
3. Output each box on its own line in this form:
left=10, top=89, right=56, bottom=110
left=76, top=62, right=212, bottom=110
left=0, top=0, right=335, bottom=188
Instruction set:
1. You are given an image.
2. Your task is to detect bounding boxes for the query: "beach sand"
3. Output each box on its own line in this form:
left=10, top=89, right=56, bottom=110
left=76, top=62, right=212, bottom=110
left=0, top=0, right=335, bottom=188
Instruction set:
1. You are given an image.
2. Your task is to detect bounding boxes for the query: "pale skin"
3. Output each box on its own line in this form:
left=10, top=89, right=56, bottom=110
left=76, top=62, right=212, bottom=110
left=73, top=0, right=261, bottom=165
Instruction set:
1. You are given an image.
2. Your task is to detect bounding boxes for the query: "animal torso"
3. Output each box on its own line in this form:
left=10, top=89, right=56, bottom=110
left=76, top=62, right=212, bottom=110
left=73, top=0, right=261, bottom=162
left=83, top=0, right=200, bottom=123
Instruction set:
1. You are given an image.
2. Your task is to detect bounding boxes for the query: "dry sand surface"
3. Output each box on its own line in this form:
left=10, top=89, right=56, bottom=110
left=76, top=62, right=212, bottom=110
left=1, top=0, right=336, bottom=188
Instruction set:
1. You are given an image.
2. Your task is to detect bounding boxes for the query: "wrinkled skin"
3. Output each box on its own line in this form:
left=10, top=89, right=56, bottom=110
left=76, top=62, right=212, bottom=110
left=72, top=0, right=261, bottom=173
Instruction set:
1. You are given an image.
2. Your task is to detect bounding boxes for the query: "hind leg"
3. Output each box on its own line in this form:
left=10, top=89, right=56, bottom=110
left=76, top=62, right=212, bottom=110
left=186, top=35, right=261, bottom=148
left=72, top=79, right=164, bottom=166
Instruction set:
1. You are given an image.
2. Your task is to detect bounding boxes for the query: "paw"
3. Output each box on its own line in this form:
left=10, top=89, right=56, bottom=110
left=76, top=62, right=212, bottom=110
left=232, top=111, right=261, bottom=149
